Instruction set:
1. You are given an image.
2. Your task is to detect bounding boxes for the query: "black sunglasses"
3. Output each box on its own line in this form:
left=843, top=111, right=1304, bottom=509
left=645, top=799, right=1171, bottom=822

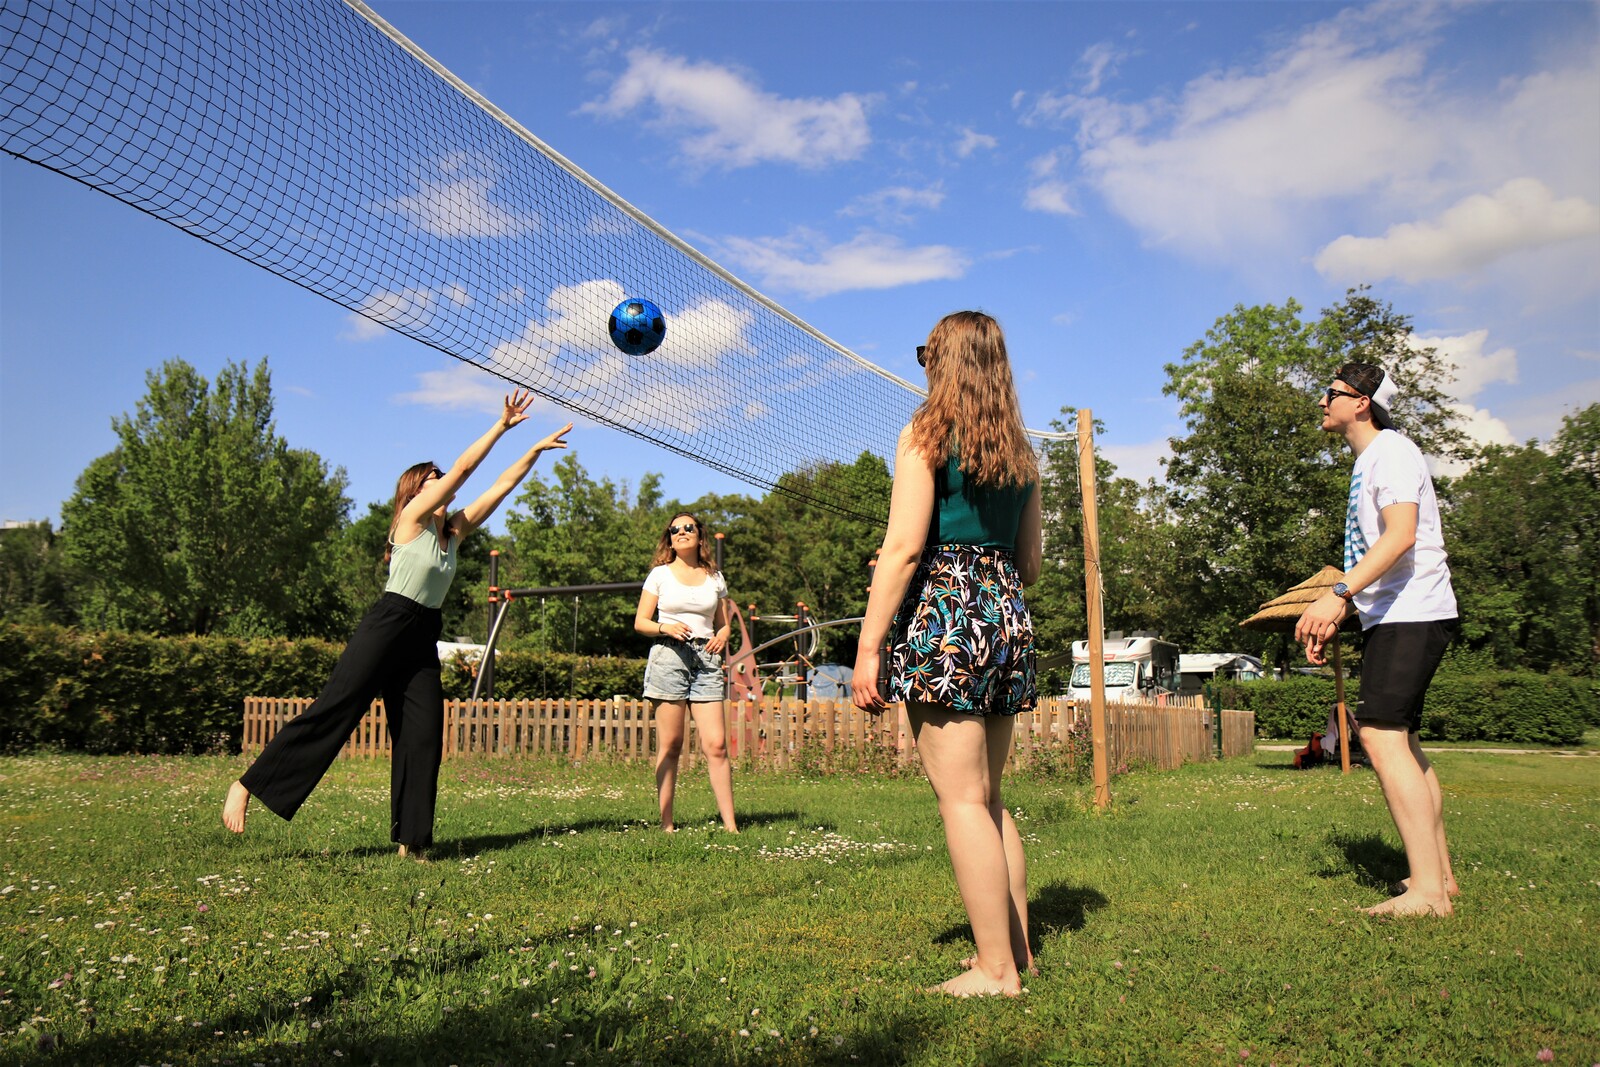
left=1324, top=386, right=1365, bottom=403
left=916, top=345, right=927, bottom=367
left=668, top=522, right=698, bottom=536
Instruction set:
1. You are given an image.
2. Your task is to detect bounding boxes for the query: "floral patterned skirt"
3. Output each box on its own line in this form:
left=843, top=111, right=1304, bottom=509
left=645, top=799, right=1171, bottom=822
left=888, top=544, right=1037, bottom=717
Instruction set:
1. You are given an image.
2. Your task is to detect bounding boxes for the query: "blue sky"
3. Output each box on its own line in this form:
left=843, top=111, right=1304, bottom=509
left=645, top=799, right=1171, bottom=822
left=3, top=1, right=1597, bottom=531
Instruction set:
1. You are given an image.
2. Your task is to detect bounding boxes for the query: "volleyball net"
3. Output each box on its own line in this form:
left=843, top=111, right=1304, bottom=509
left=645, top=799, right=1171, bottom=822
left=1, top=0, right=1065, bottom=522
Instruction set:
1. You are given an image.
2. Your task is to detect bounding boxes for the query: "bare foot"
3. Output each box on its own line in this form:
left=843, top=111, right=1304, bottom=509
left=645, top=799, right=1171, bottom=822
left=721, top=825, right=740, bottom=834
left=221, top=781, right=250, bottom=833
left=397, top=844, right=428, bottom=863
left=961, top=954, right=1038, bottom=977
left=1364, top=890, right=1453, bottom=917
left=925, top=967, right=1022, bottom=997
left=1391, top=877, right=1460, bottom=897
left=662, top=825, right=678, bottom=834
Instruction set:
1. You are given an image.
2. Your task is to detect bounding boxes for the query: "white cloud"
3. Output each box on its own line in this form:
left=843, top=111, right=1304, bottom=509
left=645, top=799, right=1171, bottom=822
left=393, top=363, right=543, bottom=416
left=1098, top=437, right=1171, bottom=486
left=480, top=279, right=758, bottom=434
left=372, top=153, right=540, bottom=239
left=1315, top=179, right=1600, bottom=283
left=1023, top=151, right=1078, bottom=216
left=839, top=184, right=945, bottom=224
left=343, top=288, right=436, bottom=342
left=713, top=229, right=969, bottom=298
left=1411, top=329, right=1517, bottom=400
left=954, top=127, right=998, bottom=158
left=581, top=50, right=871, bottom=169
left=1022, top=9, right=1600, bottom=269
left=1077, top=42, right=1127, bottom=94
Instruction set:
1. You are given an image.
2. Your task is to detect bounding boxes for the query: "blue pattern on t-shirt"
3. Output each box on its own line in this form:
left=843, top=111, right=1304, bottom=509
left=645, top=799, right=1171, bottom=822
left=1344, top=471, right=1368, bottom=571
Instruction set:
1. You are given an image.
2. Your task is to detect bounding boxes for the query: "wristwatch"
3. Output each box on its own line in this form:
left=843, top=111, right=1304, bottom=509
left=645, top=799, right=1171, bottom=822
left=1332, top=582, right=1354, bottom=601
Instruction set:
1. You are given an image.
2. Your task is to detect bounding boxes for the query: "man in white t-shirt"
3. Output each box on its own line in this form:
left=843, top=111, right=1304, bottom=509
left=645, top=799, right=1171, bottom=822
left=1295, top=362, right=1460, bottom=917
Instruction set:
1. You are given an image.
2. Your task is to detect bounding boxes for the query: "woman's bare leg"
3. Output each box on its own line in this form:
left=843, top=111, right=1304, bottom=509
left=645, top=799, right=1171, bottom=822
left=653, top=702, right=686, bottom=831
left=690, top=701, right=738, bottom=832
left=910, top=703, right=1021, bottom=996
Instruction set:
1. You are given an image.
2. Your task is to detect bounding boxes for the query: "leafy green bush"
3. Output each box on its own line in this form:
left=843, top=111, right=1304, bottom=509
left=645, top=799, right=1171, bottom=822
left=0, top=623, right=647, bottom=755
left=439, top=650, right=645, bottom=701
left=1212, top=670, right=1594, bottom=745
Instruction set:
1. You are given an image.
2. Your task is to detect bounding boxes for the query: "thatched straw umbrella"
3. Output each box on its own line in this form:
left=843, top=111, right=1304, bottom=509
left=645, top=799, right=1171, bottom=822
left=1241, top=566, right=1360, bottom=773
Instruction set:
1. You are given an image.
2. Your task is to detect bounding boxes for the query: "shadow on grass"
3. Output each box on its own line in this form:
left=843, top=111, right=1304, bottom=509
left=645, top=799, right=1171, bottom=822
left=339, top=809, right=828, bottom=860
left=32, top=924, right=936, bottom=1067
left=933, top=881, right=1109, bottom=951
left=1319, top=830, right=1405, bottom=892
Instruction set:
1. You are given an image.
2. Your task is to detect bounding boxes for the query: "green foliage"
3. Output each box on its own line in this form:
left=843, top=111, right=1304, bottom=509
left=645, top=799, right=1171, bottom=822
left=1159, top=288, right=1467, bottom=655
left=440, top=649, right=645, bottom=700
left=0, top=622, right=338, bottom=754
left=58, top=358, right=350, bottom=638
left=0, top=520, right=73, bottom=625
left=1216, top=672, right=1595, bottom=744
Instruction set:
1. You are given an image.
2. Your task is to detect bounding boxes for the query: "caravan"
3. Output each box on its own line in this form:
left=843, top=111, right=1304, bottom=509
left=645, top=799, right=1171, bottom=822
left=1068, top=635, right=1180, bottom=704
left=1177, top=653, right=1268, bottom=698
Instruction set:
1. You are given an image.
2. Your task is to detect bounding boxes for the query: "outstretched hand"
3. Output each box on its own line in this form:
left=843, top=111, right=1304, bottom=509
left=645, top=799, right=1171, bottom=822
left=535, top=422, right=574, bottom=453
left=500, top=389, right=536, bottom=429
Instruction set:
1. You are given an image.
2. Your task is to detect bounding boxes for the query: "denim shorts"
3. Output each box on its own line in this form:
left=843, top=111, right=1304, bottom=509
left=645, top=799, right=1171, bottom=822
left=642, top=639, right=726, bottom=703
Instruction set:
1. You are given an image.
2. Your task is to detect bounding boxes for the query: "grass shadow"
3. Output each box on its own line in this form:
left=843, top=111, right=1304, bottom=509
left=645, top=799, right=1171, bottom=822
left=933, top=881, right=1109, bottom=951
left=1319, top=830, right=1405, bottom=892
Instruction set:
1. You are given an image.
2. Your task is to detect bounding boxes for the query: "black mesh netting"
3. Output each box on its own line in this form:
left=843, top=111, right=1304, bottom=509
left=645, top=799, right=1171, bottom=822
left=2, top=0, right=1061, bottom=521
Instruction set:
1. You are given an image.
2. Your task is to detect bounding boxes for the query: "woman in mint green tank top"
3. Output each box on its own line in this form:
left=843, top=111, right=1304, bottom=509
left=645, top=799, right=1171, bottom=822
left=852, top=311, right=1043, bottom=997
left=223, top=390, right=571, bottom=860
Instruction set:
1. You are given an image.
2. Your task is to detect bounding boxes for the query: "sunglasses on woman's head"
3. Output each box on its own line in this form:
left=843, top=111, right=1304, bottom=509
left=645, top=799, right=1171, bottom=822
left=669, top=522, right=697, bottom=535
left=916, top=345, right=927, bottom=367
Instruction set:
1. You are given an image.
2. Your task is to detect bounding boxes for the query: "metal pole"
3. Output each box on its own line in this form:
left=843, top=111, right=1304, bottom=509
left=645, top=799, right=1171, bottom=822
left=1078, top=409, right=1112, bottom=810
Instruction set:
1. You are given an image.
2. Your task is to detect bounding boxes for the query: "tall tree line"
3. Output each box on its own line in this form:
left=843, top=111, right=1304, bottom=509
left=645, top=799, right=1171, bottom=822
left=4, top=297, right=1596, bottom=678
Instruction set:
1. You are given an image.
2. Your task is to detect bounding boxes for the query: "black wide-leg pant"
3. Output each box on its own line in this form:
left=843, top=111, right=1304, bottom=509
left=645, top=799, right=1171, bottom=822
left=240, top=592, right=445, bottom=848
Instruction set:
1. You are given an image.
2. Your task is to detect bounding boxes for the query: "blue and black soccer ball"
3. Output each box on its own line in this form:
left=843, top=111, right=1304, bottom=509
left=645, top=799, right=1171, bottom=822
left=608, top=297, right=667, bottom=356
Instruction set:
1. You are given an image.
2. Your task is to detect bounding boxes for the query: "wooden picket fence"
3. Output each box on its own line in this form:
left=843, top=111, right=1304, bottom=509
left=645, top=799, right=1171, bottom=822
left=242, top=693, right=1253, bottom=772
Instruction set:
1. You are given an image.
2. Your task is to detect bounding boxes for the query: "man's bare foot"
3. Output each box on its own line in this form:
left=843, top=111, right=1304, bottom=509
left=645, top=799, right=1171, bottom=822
left=397, top=844, right=428, bottom=863
left=721, top=824, right=740, bottom=834
left=1364, top=890, right=1453, bottom=917
left=662, top=825, right=677, bottom=834
left=221, top=781, right=250, bottom=833
left=925, top=967, right=1022, bottom=997
left=961, top=954, right=1038, bottom=977
left=1391, top=877, right=1460, bottom=897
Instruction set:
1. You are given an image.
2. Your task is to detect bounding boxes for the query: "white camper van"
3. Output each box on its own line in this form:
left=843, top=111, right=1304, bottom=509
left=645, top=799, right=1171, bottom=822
left=1068, top=635, right=1181, bottom=704
left=1177, top=653, right=1268, bottom=698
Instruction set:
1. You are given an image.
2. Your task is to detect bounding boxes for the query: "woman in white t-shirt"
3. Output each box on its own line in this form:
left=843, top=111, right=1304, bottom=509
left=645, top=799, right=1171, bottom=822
left=633, top=512, right=738, bottom=833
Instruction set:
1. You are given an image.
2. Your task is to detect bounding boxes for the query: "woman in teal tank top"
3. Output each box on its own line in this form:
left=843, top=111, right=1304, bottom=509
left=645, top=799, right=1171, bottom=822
left=223, top=390, right=571, bottom=859
left=853, top=311, right=1042, bottom=997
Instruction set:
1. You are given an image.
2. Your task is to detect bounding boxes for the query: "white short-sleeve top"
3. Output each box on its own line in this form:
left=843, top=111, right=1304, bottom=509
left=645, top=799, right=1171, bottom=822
left=644, top=565, right=728, bottom=639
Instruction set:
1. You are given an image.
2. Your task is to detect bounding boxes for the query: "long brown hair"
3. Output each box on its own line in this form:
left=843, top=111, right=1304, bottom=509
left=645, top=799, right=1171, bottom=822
left=649, top=512, right=719, bottom=573
left=907, top=310, right=1038, bottom=488
left=385, top=461, right=453, bottom=563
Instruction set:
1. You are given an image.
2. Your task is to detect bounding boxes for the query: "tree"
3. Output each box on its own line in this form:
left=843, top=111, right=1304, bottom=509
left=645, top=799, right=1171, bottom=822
left=732, top=454, right=891, bottom=662
left=500, top=453, right=670, bottom=655
left=0, top=520, right=73, bottom=625
left=1551, top=405, right=1600, bottom=673
left=1444, top=440, right=1588, bottom=671
left=59, top=359, right=349, bottom=637
left=1160, top=289, right=1466, bottom=655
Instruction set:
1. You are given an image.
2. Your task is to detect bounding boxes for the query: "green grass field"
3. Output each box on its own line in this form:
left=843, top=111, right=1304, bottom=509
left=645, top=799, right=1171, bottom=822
left=2, top=749, right=1595, bottom=1066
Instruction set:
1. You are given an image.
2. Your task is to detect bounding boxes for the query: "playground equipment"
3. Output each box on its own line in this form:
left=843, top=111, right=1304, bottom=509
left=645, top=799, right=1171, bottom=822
left=470, top=534, right=865, bottom=706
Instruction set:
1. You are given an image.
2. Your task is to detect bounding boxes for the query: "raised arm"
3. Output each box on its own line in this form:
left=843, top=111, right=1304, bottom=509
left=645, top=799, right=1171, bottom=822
left=852, top=426, right=936, bottom=710
left=452, top=422, right=573, bottom=538
left=401, top=390, right=535, bottom=527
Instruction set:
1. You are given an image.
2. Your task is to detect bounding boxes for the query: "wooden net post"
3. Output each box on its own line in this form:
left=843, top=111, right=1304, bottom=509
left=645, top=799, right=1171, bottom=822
left=1078, top=409, right=1112, bottom=810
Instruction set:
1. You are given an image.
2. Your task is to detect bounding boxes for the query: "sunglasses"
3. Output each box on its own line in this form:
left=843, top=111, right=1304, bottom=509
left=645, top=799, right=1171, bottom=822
left=1324, top=387, right=1365, bottom=403
left=916, top=345, right=927, bottom=367
left=425, top=467, right=445, bottom=480
left=668, top=522, right=698, bottom=536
